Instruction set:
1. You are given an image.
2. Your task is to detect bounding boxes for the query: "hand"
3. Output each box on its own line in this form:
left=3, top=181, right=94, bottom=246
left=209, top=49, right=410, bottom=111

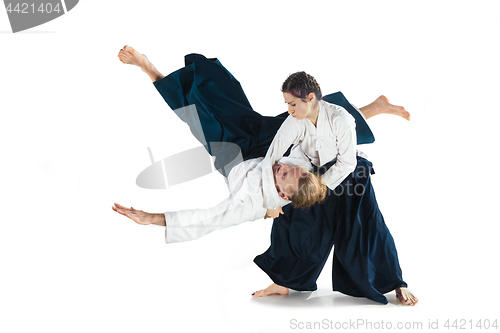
left=265, top=206, right=284, bottom=219
left=112, top=202, right=156, bottom=225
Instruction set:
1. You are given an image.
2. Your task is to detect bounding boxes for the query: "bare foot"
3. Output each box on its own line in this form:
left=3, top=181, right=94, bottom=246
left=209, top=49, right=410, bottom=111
left=112, top=203, right=165, bottom=226
left=118, top=45, right=149, bottom=68
left=117, top=45, right=164, bottom=81
left=395, top=287, right=418, bottom=306
left=360, top=95, right=411, bottom=121
left=252, top=283, right=289, bottom=297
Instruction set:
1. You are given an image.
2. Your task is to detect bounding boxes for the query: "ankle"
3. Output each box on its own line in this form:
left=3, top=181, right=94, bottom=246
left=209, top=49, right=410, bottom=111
left=143, top=65, right=163, bottom=82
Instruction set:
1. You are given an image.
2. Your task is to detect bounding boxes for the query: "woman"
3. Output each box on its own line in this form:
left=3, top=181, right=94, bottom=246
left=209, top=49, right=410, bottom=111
left=253, top=72, right=417, bottom=305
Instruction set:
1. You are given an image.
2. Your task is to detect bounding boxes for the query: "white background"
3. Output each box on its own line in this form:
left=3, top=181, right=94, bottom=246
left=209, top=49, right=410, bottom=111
left=1, top=1, right=499, bottom=332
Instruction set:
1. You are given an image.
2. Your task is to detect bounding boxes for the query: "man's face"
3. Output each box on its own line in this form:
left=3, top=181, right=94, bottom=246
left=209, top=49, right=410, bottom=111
left=273, top=163, right=309, bottom=200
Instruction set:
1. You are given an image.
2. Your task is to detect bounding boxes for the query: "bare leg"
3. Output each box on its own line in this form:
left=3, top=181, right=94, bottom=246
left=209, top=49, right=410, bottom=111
left=112, top=203, right=166, bottom=226
left=359, top=95, right=411, bottom=121
left=118, top=45, right=165, bottom=82
left=395, top=287, right=418, bottom=306
left=252, top=283, right=289, bottom=297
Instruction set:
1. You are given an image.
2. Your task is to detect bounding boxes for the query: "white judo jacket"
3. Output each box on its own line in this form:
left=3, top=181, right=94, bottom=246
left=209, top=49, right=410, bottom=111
left=164, top=156, right=311, bottom=243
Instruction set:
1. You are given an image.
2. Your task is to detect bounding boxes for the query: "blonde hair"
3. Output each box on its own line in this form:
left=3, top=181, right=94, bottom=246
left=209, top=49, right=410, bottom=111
left=290, top=172, right=327, bottom=208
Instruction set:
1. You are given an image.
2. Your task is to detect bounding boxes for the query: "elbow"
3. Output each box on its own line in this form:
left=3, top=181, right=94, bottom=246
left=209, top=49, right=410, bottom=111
left=340, top=157, right=356, bottom=174
left=348, top=160, right=356, bottom=173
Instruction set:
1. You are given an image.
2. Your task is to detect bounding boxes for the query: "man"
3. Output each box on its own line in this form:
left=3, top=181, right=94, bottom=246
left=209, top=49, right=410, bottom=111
left=113, top=155, right=316, bottom=243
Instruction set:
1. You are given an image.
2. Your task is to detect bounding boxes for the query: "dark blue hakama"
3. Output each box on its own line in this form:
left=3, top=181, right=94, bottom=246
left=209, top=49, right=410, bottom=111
left=253, top=158, right=407, bottom=304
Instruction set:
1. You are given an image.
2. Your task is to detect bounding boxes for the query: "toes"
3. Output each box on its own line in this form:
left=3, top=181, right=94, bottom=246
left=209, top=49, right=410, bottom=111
left=397, top=107, right=411, bottom=121
left=397, top=291, right=418, bottom=305
left=124, top=45, right=136, bottom=55
left=252, top=289, right=270, bottom=298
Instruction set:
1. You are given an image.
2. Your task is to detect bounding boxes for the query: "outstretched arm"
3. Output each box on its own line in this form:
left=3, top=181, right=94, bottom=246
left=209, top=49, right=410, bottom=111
left=113, top=198, right=266, bottom=243
left=112, top=203, right=165, bottom=225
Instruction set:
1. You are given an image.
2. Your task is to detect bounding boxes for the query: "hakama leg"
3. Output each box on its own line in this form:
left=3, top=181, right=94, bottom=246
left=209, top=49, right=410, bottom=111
left=152, top=53, right=285, bottom=176
left=331, top=161, right=407, bottom=303
left=254, top=158, right=407, bottom=304
left=253, top=196, right=337, bottom=291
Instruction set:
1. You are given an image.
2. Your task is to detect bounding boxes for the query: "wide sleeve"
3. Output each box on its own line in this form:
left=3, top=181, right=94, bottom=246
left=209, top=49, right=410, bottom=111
left=321, top=113, right=357, bottom=191
left=261, top=116, right=304, bottom=209
left=164, top=195, right=266, bottom=243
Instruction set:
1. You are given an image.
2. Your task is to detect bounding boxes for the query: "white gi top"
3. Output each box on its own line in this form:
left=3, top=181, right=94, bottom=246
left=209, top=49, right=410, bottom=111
left=164, top=156, right=312, bottom=243
left=262, top=100, right=357, bottom=209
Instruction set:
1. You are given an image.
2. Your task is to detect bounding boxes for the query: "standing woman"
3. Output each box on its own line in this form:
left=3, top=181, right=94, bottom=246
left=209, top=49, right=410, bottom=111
left=253, top=72, right=418, bottom=305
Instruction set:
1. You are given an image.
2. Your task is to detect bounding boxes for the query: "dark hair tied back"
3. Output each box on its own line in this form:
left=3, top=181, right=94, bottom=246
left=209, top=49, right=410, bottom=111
left=281, top=71, right=322, bottom=101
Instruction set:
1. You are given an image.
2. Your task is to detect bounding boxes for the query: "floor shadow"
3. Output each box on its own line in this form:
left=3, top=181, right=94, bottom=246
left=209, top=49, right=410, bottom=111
left=250, top=290, right=386, bottom=308
left=386, top=294, right=407, bottom=306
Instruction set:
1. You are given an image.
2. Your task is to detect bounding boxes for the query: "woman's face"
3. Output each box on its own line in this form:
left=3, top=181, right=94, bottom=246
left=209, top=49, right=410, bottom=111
left=283, top=92, right=315, bottom=120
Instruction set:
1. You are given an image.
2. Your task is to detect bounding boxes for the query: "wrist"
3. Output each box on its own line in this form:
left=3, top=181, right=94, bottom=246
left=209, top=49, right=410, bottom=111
left=152, top=213, right=166, bottom=226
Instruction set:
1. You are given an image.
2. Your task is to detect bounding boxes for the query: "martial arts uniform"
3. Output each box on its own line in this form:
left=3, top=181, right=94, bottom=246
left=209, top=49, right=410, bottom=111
left=261, top=100, right=358, bottom=210
left=164, top=156, right=309, bottom=243
left=154, top=53, right=406, bottom=304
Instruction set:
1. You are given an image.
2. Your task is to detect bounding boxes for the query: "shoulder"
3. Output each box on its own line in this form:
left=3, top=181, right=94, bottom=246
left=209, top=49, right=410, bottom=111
left=229, top=158, right=262, bottom=179
left=282, top=113, right=304, bottom=127
left=320, top=100, right=355, bottom=129
left=277, top=114, right=306, bottom=137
